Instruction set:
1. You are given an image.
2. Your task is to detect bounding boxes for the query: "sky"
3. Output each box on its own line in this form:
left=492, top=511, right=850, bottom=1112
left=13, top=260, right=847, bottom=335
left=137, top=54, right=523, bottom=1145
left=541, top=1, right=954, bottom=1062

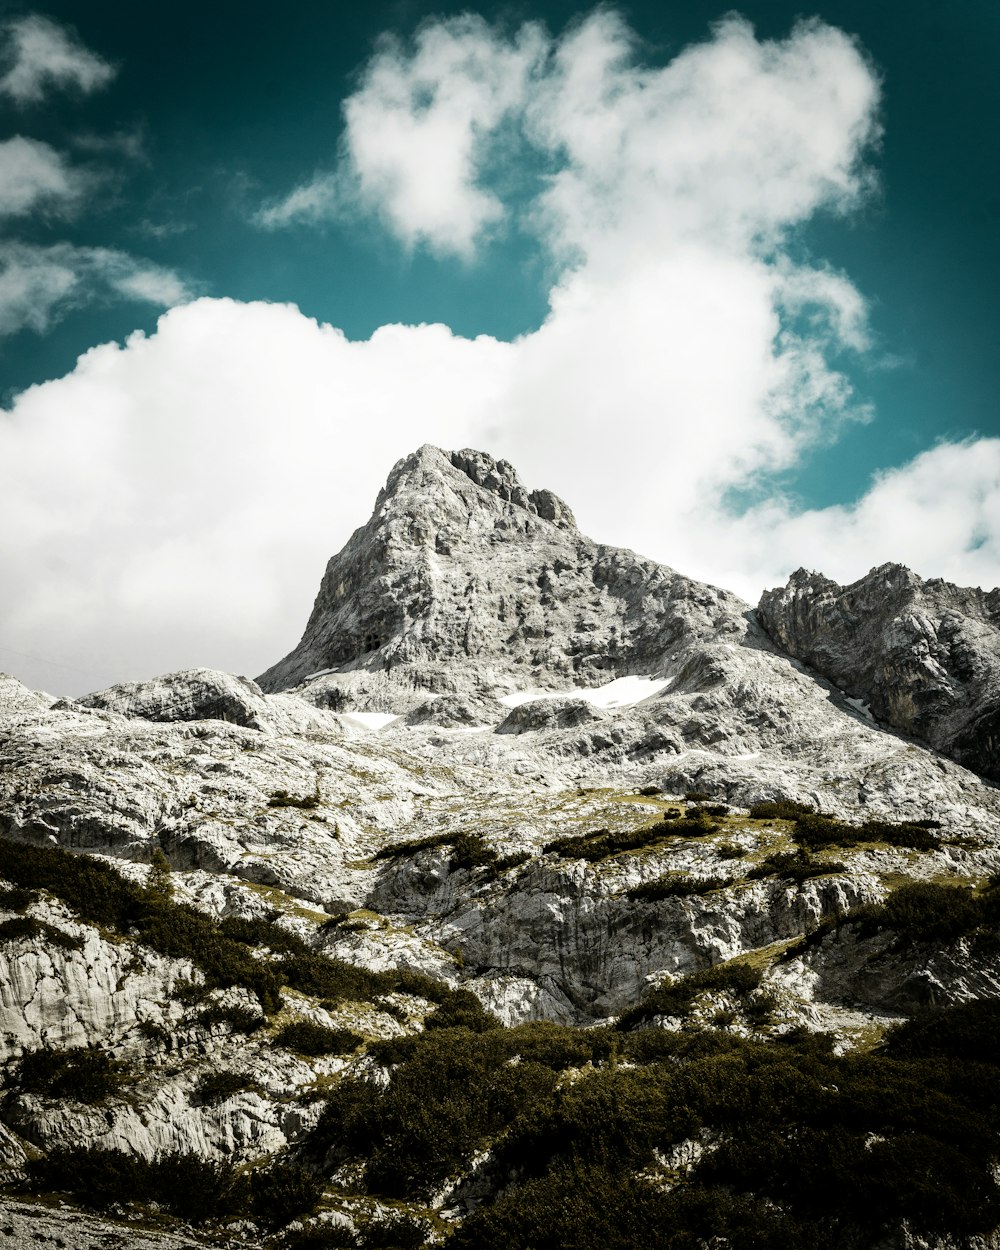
left=0, top=0, right=997, bottom=696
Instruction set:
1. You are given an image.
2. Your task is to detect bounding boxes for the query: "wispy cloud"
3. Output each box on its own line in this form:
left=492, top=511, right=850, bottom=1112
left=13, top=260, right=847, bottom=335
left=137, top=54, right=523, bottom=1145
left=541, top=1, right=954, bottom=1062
left=0, top=241, right=191, bottom=336
left=0, top=14, right=115, bottom=105
left=0, top=135, right=91, bottom=219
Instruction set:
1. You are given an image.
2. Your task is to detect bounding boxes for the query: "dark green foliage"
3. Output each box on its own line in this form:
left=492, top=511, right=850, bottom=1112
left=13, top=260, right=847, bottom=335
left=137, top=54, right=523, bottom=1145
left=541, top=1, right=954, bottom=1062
left=857, top=881, right=983, bottom=944
left=372, top=830, right=496, bottom=871
left=717, top=842, right=747, bottom=859
left=492, top=850, right=531, bottom=874
left=361, top=1213, right=428, bottom=1248
left=269, top=788, right=320, bottom=809
left=616, top=962, right=763, bottom=1030
left=219, top=913, right=308, bottom=955
left=14, top=1046, right=130, bottom=1103
left=0, top=885, right=35, bottom=911
left=248, top=1163, right=324, bottom=1232
left=628, top=874, right=728, bottom=900
left=197, top=1002, right=266, bottom=1033
left=284, top=1228, right=359, bottom=1250
left=660, top=806, right=683, bottom=819
left=637, top=785, right=661, bottom=796
left=193, top=1070, right=258, bottom=1105
left=543, top=815, right=717, bottom=862
left=0, top=916, right=82, bottom=949
left=685, top=790, right=711, bottom=802
left=746, top=851, right=846, bottom=884
left=305, top=1027, right=561, bottom=1199
left=882, top=1000, right=1000, bottom=1064
left=25, top=1148, right=319, bottom=1229
left=275, top=1019, right=362, bottom=1056
left=749, top=799, right=814, bottom=820
left=789, top=813, right=941, bottom=853
left=0, top=838, right=280, bottom=1012
left=424, top=987, right=499, bottom=1033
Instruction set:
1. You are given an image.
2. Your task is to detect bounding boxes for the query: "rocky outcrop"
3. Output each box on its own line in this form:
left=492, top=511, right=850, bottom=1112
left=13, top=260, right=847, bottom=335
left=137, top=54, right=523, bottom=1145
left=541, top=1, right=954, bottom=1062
left=758, top=564, right=1000, bottom=781
left=257, top=444, right=750, bottom=697
left=79, top=668, right=271, bottom=729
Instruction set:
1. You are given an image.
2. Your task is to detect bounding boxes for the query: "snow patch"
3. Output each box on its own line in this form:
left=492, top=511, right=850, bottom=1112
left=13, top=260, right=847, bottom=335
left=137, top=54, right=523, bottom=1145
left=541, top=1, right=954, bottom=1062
left=341, top=712, right=400, bottom=731
left=499, top=675, right=671, bottom=710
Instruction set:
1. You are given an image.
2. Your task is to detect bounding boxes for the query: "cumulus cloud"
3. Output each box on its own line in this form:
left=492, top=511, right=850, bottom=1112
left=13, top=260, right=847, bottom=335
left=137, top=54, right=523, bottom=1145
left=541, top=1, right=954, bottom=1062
left=2, top=11, right=997, bottom=696
left=0, top=241, right=191, bottom=336
left=0, top=14, right=115, bottom=105
left=0, top=136, right=90, bottom=219
left=262, top=14, right=548, bottom=254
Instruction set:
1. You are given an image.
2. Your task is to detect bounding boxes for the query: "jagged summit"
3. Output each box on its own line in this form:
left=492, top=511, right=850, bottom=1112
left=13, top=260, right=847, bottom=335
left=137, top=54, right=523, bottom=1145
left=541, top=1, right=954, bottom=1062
left=759, top=563, right=1000, bottom=781
left=257, top=444, right=750, bottom=701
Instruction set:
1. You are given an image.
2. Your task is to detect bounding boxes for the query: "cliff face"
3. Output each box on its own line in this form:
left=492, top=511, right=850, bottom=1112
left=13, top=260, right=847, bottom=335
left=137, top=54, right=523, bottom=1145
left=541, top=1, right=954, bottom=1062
left=758, top=563, right=1000, bottom=781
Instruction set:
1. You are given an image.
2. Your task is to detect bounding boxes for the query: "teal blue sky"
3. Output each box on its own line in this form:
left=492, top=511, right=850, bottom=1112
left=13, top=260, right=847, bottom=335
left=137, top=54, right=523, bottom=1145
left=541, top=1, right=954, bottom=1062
left=4, top=0, right=998, bottom=504
left=0, top=0, right=998, bottom=693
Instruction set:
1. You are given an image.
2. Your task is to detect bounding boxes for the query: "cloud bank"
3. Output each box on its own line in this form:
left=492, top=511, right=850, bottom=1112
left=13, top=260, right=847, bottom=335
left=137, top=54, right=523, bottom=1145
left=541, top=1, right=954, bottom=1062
left=2, top=11, right=997, bottom=695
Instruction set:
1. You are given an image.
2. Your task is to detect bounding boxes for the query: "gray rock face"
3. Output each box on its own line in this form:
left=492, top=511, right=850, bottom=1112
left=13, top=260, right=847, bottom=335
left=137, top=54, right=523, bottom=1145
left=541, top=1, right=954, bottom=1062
left=79, top=668, right=271, bottom=729
left=758, top=564, right=1000, bottom=781
left=257, top=444, right=749, bottom=698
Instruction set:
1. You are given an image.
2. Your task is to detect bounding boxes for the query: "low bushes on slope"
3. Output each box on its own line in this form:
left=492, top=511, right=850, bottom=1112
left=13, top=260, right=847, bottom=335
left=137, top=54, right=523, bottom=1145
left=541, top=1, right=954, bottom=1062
left=544, top=814, right=719, bottom=862
left=0, top=836, right=480, bottom=1021
left=24, top=1149, right=320, bottom=1230
left=12, top=1046, right=131, bottom=1103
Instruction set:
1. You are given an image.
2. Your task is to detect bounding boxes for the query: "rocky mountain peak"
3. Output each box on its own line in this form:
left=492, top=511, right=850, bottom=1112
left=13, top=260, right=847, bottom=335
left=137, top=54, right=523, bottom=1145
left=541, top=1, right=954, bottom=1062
left=257, top=445, right=748, bottom=700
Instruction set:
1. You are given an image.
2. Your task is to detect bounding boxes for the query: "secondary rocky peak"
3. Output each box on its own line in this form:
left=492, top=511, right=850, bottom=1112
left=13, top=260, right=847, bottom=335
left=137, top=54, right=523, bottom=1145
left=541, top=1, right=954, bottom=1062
left=759, top=563, right=1000, bottom=780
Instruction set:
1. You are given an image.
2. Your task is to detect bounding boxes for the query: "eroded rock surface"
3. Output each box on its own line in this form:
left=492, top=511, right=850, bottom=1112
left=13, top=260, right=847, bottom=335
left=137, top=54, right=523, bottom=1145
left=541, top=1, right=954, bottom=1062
left=759, top=564, right=1000, bottom=781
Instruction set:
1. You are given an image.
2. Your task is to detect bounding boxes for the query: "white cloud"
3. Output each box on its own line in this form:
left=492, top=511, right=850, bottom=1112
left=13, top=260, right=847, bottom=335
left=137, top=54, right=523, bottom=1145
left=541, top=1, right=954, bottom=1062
left=256, top=173, right=341, bottom=230
left=263, top=15, right=548, bottom=255
left=0, top=241, right=191, bottom=335
left=2, top=11, right=997, bottom=697
left=0, top=136, right=89, bottom=219
left=0, top=14, right=115, bottom=105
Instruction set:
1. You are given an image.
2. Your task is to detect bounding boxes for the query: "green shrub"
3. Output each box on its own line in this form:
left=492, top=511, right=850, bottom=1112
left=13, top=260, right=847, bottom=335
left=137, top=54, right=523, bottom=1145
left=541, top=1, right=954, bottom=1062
left=0, top=839, right=280, bottom=1012
left=275, top=1019, right=362, bottom=1056
left=0, top=916, right=82, bottom=949
left=197, top=1002, right=266, bottom=1033
left=628, top=874, right=728, bottom=901
left=372, top=830, right=497, bottom=871
left=248, top=1162, right=323, bottom=1231
left=543, top=816, right=717, bottom=862
left=269, top=788, right=320, bottom=809
left=858, top=882, right=982, bottom=944
left=193, top=1070, right=257, bottom=1105
left=424, top=988, right=499, bottom=1033
left=749, top=800, right=814, bottom=821
left=14, top=1046, right=130, bottom=1103
left=26, top=1148, right=319, bottom=1229
left=746, top=851, right=845, bottom=884
left=617, top=963, right=763, bottom=1030
left=0, top=886, right=35, bottom=911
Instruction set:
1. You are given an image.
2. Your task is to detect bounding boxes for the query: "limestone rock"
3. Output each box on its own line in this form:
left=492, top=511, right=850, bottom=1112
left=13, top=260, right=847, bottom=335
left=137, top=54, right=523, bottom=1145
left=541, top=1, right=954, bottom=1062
left=758, top=564, right=1000, bottom=781
left=257, top=444, right=749, bottom=696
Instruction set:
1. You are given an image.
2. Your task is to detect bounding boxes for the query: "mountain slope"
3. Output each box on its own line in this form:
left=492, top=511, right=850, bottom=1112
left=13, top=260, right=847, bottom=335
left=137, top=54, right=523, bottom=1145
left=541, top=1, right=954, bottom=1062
left=3, top=445, right=1000, bottom=1249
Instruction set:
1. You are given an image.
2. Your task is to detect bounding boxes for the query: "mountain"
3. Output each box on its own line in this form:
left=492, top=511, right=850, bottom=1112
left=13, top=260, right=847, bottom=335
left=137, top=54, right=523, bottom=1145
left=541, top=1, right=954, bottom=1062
left=2, top=446, right=1000, bottom=1250
left=759, top=563, right=1000, bottom=781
